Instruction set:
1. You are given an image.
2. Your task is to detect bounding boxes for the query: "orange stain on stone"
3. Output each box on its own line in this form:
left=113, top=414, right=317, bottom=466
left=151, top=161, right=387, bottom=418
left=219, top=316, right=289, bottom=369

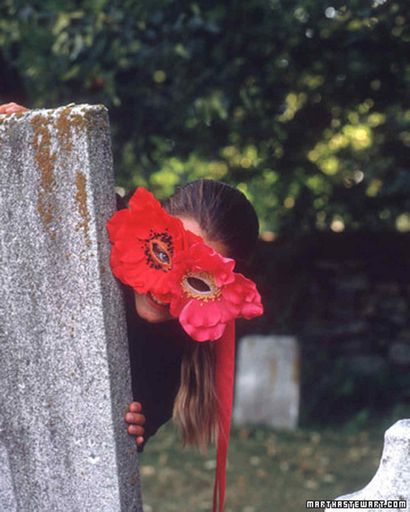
left=55, top=107, right=74, bottom=153
left=31, top=114, right=57, bottom=239
left=30, top=106, right=96, bottom=244
left=75, top=170, right=91, bottom=248
left=55, top=106, right=88, bottom=154
left=31, top=106, right=91, bottom=240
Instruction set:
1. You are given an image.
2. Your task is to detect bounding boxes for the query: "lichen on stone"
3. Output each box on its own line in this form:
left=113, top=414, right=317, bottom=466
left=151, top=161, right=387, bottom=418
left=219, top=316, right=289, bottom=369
left=55, top=105, right=88, bottom=154
left=30, top=114, right=57, bottom=240
left=74, top=170, right=91, bottom=248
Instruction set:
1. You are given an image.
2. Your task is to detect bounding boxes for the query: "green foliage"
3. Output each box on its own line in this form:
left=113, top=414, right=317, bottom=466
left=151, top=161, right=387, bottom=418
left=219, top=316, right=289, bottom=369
left=300, top=348, right=410, bottom=428
left=1, top=0, right=408, bottom=234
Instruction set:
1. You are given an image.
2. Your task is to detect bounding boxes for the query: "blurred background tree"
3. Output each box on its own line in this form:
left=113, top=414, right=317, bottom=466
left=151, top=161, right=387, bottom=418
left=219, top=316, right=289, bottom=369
left=1, top=0, right=408, bottom=235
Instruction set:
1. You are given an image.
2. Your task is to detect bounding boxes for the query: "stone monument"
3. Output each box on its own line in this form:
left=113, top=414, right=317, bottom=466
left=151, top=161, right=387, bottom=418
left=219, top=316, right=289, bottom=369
left=325, top=419, right=410, bottom=511
left=0, top=105, right=143, bottom=511
left=233, top=335, right=300, bottom=429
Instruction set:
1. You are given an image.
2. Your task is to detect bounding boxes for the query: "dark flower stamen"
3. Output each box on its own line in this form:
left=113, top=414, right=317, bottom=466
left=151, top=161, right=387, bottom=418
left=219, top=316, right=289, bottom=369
left=144, top=230, right=174, bottom=271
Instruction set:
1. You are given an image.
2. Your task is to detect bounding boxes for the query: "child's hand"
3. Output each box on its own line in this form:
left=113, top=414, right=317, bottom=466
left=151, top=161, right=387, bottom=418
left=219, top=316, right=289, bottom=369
left=125, top=401, right=145, bottom=446
left=0, top=102, right=29, bottom=114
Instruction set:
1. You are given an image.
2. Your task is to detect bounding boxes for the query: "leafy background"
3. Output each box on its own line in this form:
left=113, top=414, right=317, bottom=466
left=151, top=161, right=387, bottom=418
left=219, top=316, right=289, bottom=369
left=1, top=0, right=409, bottom=235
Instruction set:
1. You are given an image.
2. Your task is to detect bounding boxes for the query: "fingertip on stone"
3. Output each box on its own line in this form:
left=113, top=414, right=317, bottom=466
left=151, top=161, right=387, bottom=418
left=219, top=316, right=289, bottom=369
left=130, top=402, right=141, bottom=412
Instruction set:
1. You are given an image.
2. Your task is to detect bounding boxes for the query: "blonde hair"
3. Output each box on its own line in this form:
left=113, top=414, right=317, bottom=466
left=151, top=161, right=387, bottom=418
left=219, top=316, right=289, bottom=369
left=172, top=342, right=219, bottom=451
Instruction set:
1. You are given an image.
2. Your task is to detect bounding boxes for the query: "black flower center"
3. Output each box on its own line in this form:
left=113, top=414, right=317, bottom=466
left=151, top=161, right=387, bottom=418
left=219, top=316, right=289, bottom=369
left=182, top=271, right=220, bottom=301
left=186, top=277, right=211, bottom=293
left=144, top=230, right=174, bottom=271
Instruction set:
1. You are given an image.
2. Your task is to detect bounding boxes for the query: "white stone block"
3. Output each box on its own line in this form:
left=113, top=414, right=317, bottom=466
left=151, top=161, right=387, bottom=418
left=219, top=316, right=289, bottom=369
left=233, top=335, right=300, bottom=429
left=326, top=419, right=410, bottom=511
left=0, top=105, right=142, bottom=511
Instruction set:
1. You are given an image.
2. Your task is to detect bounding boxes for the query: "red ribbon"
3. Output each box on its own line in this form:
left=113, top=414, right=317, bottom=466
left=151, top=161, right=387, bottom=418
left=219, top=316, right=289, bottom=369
left=213, top=320, right=236, bottom=512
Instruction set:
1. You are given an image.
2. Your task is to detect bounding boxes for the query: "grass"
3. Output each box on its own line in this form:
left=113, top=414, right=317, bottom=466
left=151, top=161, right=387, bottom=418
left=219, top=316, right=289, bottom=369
left=138, top=421, right=387, bottom=512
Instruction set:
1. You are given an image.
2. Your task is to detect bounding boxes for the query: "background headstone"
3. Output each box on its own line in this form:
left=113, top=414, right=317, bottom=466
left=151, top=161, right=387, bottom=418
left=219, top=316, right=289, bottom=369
left=325, top=419, right=410, bottom=512
left=0, top=105, right=143, bottom=511
left=233, top=335, right=300, bottom=429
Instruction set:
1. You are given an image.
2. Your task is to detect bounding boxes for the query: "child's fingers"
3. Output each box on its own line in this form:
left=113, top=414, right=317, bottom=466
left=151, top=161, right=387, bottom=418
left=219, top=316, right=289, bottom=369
left=0, top=103, right=15, bottom=113
left=125, top=412, right=145, bottom=425
left=125, top=402, right=145, bottom=446
left=129, top=401, right=142, bottom=413
left=0, top=102, right=28, bottom=114
left=127, top=424, right=144, bottom=436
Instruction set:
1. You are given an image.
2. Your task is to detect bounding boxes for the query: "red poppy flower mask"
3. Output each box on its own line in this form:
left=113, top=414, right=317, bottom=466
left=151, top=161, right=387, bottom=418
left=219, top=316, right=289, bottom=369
left=107, top=187, right=263, bottom=512
left=107, top=187, right=263, bottom=340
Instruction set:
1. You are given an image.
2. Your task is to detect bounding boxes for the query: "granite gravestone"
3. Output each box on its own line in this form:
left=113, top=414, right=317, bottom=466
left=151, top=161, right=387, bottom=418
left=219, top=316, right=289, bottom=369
left=233, top=335, right=300, bottom=429
left=0, top=105, right=143, bottom=511
left=325, top=419, right=410, bottom=512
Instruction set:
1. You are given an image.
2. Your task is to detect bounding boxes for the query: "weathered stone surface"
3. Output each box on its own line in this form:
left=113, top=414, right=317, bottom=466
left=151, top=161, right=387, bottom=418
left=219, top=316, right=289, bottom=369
left=325, top=419, right=410, bottom=512
left=233, top=335, right=299, bottom=429
left=0, top=105, right=142, bottom=511
left=0, top=442, right=16, bottom=512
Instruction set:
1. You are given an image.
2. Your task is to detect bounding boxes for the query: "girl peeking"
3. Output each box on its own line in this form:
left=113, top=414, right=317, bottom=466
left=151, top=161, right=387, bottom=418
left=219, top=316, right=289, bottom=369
left=108, top=180, right=263, bottom=512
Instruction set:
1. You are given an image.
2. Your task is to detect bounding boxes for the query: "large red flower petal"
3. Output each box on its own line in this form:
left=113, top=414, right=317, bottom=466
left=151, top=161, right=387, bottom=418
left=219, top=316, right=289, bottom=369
left=182, top=300, right=223, bottom=328
left=107, top=210, right=150, bottom=240
left=107, top=187, right=188, bottom=295
left=128, top=187, right=161, bottom=212
left=179, top=300, right=227, bottom=341
left=189, top=323, right=227, bottom=342
left=172, top=243, right=236, bottom=289
left=222, top=273, right=263, bottom=319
